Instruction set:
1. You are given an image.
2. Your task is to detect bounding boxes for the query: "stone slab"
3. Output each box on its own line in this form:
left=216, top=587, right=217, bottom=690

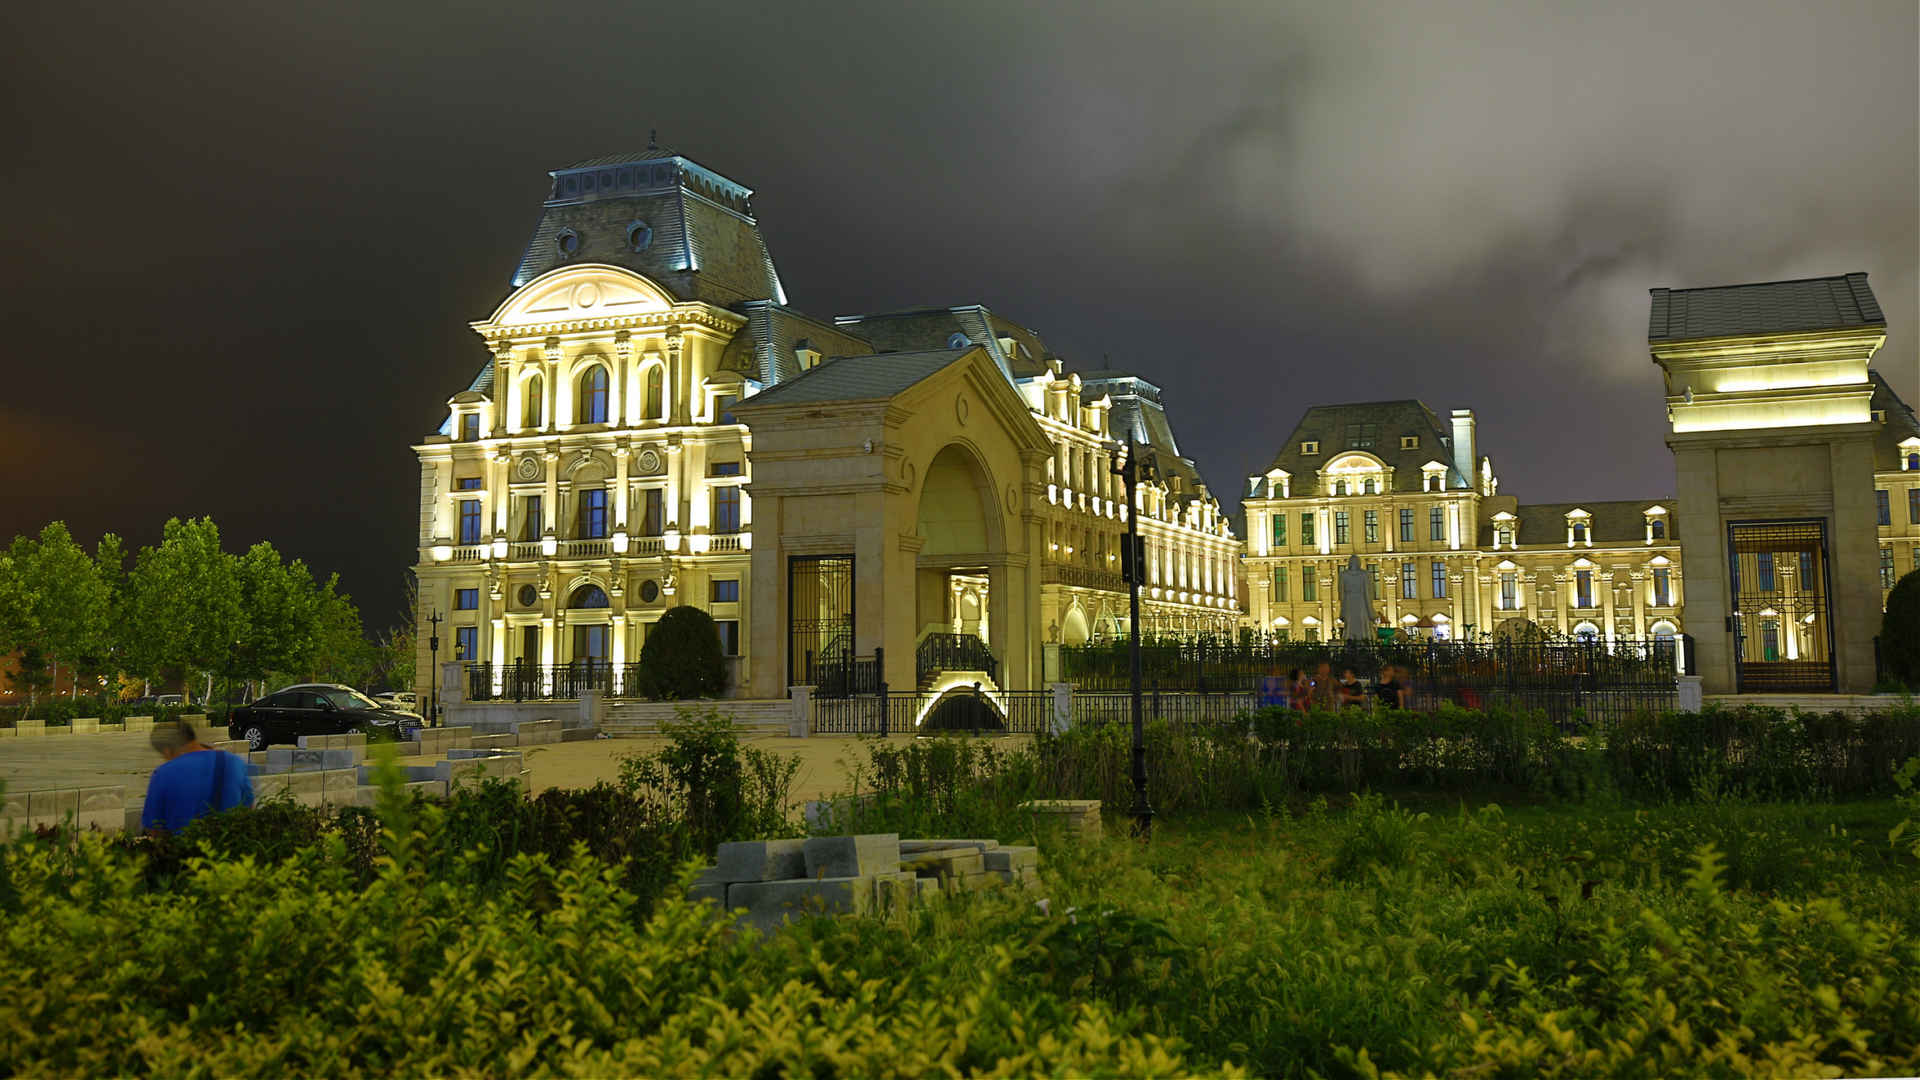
left=469, top=733, right=518, bottom=749
left=726, top=875, right=875, bottom=930
left=404, top=779, right=448, bottom=799
left=688, top=880, right=728, bottom=906
left=70, top=718, right=99, bottom=734
left=77, top=785, right=123, bottom=813
left=902, top=849, right=985, bottom=878
left=28, top=788, right=79, bottom=828
left=123, top=716, right=154, bottom=734
left=900, top=838, right=1000, bottom=855
left=513, top=719, right=559, bottom=746
left=1, top=791, right=29, bottom=824
left=983, top=846, right=1039, bottom=872
left=559, top=727, right=601, bottom=742
left=715, top=839, right=807, bottom=883
left=803, top=834, right=900, bottom=879
left=445, top=747, right=520, bottom=760
left=16, top=720, right=45, bottom=737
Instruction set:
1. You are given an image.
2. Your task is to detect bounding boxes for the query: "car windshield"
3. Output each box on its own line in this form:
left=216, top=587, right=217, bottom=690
left=318, top=688, right=381, bottom=711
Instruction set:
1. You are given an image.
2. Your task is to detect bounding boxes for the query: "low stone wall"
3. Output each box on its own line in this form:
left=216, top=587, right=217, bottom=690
left=1, top=785, right=124, bottom=832
left=690, top=834, right=1040, bottom=933
left=1019, top=799, right=1103, bottom=841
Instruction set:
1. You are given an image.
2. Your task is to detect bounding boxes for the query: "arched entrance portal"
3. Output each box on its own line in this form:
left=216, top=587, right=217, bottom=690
left=915, top=443, right=1007, bottom=684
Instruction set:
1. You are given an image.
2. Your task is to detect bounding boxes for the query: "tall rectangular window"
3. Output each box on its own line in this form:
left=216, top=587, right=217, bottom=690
left=454, top=626, right=477, bottom=663
left=1653, top=567, right=1671, bottom=606
left=1300, top=513, right=1315, bottom=546
left=711, top=579, right=739, bottom=603
left=1882, top=547, right=1896, bottom=588
left=641, top=489, right=664, bottom=536
left=713, top=485, right=742, bottom=533
left=1368, top=565, right=1380, bottom=601
left=1758, top=551, right=1775, bottom=591
left=458, top=500, right=482, bottom=545
left=1272, top=566, right=1288, bottom=601
left=1271, top=514, right=1286, bottom=547
left=1363, top=510, right=1379, bottom=544
left=1334, top=511, right=1350, bottom=545
left=715, top=394, right=738, bottom=424
left=1431, top=560, right=1447, bottom=598
left=1429, top=505, right=1445, bottom=541
left=1499, top=572, right=1517, bottom=609
left=715, top=620, right=740, bottom=656
left=579, top=489, right=608, bottom=539
left=454, top=588, right=478, bottom=610
left=1877, top=489, right=1891, bottom=526
left=460, top=413, right=480, bottom=441
left=1909, top=488, right=1919, bottom=525
left=1275, top=629, right=1290, bottom=643
left=1799, top=550, right=1813, bottom=582
left=1400, top=561, right=1416, bottom=599
left=1303, top=573, right=1318, bottom=602
left=1576, top=569, right=1593, bottom=608
left=1399, top=507, right=1414, bottom=543
left=1305, top=627, right=1320, bottom=643
left=521, top=495, right=543, bottom=541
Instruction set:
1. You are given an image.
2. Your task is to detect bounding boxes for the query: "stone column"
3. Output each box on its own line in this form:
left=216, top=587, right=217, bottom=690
left=492, top=451, right=510, bottom=537
left=1600, top=569, right=1617, bottom=645
left=542, top=448, right=560, bottom=540
left=498, top=345, right=518, bottom=435
left=612, top=443, right=631, bottom=534
left=543, top=338, right=562, bottom=431
left=664, top=436, right=684, bottom=550
left=665, top=326, right=690, bottom=425
left=610, top=331, right=630, bottom=429
left=1631, top=570, right=1647, bottom=641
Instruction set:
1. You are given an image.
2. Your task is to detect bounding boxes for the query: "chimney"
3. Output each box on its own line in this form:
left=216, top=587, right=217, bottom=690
left=1449, top=410, right=1476, bottom=490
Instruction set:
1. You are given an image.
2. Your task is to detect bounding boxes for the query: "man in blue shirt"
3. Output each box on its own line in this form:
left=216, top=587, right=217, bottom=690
left=141, top=721, right=254, bottom=833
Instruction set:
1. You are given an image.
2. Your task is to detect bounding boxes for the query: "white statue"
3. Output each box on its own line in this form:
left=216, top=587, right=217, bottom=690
left=1338, top=555, right=1372, bottom=641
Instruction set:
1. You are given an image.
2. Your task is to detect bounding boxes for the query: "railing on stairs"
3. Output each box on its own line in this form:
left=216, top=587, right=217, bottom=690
left=916, top=633, right=997, bottom=687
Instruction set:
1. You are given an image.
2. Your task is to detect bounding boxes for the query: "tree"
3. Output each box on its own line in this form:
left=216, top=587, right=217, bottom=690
left=3, top=523, right=113, bottom=700
left=372, top=571, right=419, bottom=692
left=1881, top=569, right=1920, bottom=689
left=123, top=518, right=243, bottom=697
left=307, top=575, right=373, bottom=687
left=233, top=542, right=319, bottom=691
left=634, top=605, right=727, bottom=701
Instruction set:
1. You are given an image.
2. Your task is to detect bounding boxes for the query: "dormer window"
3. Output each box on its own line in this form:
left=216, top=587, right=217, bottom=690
left=1301, top=440, right=1320, bottom=455
left=459, top=413, right=480, bottom=441
left=795, top=339, right=823, bottom=371
left=1909, top=453, right=1920, bottom=471
left=1644, top=505, right=1670, bottom=544
left=1566, top=509, right=1593, bottom=548
left=1363, top=477, right=1377, bottom=495
left=1572, top=522, right=1588, bottom=543
left=1496, top=525, right=1514, bottom=547
left=1873, top=409, right=1888, bottom=423
left=1344, top=423, right=1378, bottom=449
left=1400, top=435, right=1419, bottom=450
left=1334, top=479, right=1348, bottom=496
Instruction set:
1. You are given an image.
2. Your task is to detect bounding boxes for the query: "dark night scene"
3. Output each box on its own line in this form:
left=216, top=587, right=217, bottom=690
left=1, top=0, right=1917, bottom=1074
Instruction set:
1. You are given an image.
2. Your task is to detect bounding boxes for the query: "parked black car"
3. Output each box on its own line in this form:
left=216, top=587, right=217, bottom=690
left=227, top=683, right=424, bottom=750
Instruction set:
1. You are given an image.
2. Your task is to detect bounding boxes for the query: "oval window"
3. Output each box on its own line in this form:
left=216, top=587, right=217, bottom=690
left=639, top=580, right=660, bottom=603
left=517, top=584, right=539, bottom=608
left=627, top=220, right=652, bottom=252
left=556, top=229, right=580, bottom=257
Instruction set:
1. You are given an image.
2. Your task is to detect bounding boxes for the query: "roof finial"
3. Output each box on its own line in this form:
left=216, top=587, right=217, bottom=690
left=647, top=129, right=658, bottom=150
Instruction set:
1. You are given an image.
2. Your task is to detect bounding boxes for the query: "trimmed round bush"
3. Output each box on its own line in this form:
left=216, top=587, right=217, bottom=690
left=635, top=605, right=727, bottom=701
left=1880, top=569, right=1920, bottom=689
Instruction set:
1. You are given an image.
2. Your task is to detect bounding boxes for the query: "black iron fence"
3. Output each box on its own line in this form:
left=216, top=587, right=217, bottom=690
left=467, top=660, right=624, bottom=702
left=915, top=633, right=998, bottom=687
left=1060, top=636, right=1683, bottom=727
left=811, top=686, right=1055, bottom=735
left=807, top=647, right=882, bottom=699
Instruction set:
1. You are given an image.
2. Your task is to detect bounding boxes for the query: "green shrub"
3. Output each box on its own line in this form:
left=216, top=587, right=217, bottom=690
left=633, top=605, right=727, bottom=700
left=1882, top=569, right=1920, bottom=688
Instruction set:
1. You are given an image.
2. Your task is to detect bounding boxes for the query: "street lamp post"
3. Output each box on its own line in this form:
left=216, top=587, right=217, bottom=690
left=427, top=611, right=442, bottom=728
left=1111, top=438, right=1158, bottom=839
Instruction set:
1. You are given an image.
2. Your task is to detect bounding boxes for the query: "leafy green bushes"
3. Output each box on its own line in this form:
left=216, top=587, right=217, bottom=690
left=1881, top=569, right=1920, bottom=689
left=633, top=604, right=728, bottom=700
left=1605, top=703, right=1920, bottom=799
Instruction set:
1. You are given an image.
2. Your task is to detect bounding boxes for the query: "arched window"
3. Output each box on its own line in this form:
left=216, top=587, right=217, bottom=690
left=1650, top=519, right=1666, bottom=540
left=644, top=365, right=664, bottom=419
left=1334, top=479, right=1348, bottom=496
left=1908, top=452, right=1919, bottom=471
left=1573, top=621, right=1601, bottom=643
left=1363, top=477, right=1376, bottom=495
left=568, top=584, right=610, bottom=609
left=578, top=366, right=609, bottom=424
left=523, top=374, right=544, bottom=428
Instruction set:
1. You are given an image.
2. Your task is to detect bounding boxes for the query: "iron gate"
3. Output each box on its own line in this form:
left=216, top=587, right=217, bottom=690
left=1727, top=520, right=1834, bottom=692
left=789, top=554, right=856, bottom=696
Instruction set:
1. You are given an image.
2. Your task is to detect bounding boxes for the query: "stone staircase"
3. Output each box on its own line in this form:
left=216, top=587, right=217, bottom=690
left=600, top=699, right=792, bottom=737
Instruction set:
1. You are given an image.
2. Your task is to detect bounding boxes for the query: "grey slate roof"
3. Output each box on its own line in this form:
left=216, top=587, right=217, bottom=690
left=1871, top=370, right=1920, bottom=471
left=1082, top=372, right=1212, bottom=502
left=834, top=306, right=1054, bottom=381
left=1648, top=272, right=1885, bottom=342
left=1265, top=400, right=1464, bottom=492
left=1493, top=500, right=1678, bottom=547
left=723, top=302, right=874, bottom=386
left=562, top=148, right=682, bottom=169
left=728, top=349, right=973, bottom=410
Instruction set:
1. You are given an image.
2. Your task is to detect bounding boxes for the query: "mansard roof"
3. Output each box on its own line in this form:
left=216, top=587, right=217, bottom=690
left=721, top=302, right=873, bottom=386
left=1490, top=500, right=1678, bottom=547
left=1871, top=369, right=1920, bottom=470
left=834, top=306, right=1054, bottom=380
left=1648, top=272, right=1885, bottom=343
left=511, top=149, right=786, bottom=308
left=727, top=349, right=973, bottom=409
left=1266, top=399, right=1464, bottom=491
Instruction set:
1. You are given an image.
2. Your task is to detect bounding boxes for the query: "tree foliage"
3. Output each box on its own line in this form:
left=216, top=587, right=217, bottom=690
left=1881, top=569, right=1920, bottom=689
left=635, top=605, right=728, bottom=701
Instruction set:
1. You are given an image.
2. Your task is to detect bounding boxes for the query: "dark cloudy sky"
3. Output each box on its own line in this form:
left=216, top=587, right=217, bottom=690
left=3, top=0, right=1915, bottom=624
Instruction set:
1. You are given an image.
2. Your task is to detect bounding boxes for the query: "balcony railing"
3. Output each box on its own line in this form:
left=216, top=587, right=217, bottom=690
left=708, top=534, right=745, bottom=553
left=631, top=536, right=665, bottom=555
left=559, top=539, right=612, bottom=558
left=508, top=541, right=544, bottom=560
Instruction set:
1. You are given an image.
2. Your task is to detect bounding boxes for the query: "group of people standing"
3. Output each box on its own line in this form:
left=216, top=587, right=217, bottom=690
left=1265, top=662, right=1412, bottom=712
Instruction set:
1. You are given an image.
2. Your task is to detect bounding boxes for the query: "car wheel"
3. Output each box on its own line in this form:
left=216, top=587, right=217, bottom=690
left=243, top=725, right=267, bottom=751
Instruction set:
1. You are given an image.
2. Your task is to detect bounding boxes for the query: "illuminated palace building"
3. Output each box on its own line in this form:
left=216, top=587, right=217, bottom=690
left=412, top=147, right=1237, bottom=698
left=1240, top=368, right=1920, bottom=655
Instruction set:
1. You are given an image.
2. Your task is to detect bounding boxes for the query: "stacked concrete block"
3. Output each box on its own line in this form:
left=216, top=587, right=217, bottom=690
left=559, top=727, right=602, bottom=742
left=437, top=752, right=528, bottom=790
left=717, top=838, right=809, bottom=882
left=803, top=834, right=902, bottom=878
left=16, top=720, right=45, bottom=737
left=70, top=718, right=100, bottom=734
left=901, top=847, right=987, bottom=893
left=257, top=747, right=365, bottom=774
left=1020, top=799, right=1103, bottom=842
left=123, top=716, right=155, bottom=734
left=297, top=732, right=367, bottom=750
left=469, top=733, right=518, bottom=750
left=252, top=767, right=362, bottom=808
left=727, top=876, right=876, bottom=932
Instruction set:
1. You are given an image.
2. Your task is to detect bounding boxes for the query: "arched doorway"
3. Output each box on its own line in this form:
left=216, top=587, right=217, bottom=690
left=1061, top=604, right=1091, bottom=647
left=914, top=442, right=1005, bottom=682
left=568, top=584, right=610, bottom=663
